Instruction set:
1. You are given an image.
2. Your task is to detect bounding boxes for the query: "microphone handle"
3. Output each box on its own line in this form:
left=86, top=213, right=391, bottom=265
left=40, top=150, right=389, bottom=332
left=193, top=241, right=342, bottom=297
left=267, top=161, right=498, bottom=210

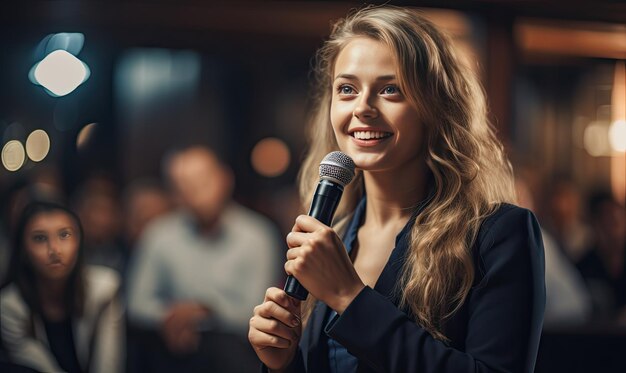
left=284, top=180, right=344, bottom=300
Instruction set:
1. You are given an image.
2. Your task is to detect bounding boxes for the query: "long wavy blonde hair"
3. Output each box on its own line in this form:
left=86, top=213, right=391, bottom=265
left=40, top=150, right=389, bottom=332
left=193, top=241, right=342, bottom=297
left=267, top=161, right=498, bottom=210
left=298, top=6, right=516, bottom=341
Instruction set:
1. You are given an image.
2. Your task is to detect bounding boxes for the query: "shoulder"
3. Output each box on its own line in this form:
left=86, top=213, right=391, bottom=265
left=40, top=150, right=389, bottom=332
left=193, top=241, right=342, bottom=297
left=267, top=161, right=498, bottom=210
left=477, top=203, right=541, bottom=245
left=0, top=284, right=28, bottom=315
left=84, top=265, right=121, bottom=303
left=0, top=285, right=31, bottom=328
left=473, top=203, right=544, bottom=277
left=144, top=211, right=187, bottom=235
left=138, top=211, right=189, bottom=250
left=225, top=203, right=278, bottom=236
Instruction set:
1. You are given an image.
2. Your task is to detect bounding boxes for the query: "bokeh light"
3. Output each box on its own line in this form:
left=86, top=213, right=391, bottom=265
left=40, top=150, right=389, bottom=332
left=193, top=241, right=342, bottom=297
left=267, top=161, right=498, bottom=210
left=31, top=50, right=90, bottom=97
left=25, top=129, right=51, bottom=162
left=251, top=137, right=291, bottom=177
left=77, top=123, right=97, bottom=149
left=609, top=119, right=626, bottom=152
left=37, top=33, right=85, bottom=57
left=583, top=122, right=611, bottom=157
left=2, top=140, right=26, bottom=171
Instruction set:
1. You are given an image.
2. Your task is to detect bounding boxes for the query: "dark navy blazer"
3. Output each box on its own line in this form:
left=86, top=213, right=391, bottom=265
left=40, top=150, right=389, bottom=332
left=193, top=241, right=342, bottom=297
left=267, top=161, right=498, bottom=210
left=275, top=201, right=545, bottom=373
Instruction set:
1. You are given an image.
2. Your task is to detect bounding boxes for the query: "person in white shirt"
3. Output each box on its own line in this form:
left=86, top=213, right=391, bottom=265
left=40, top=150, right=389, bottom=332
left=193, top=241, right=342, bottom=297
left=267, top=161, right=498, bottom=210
left=126, top=145, right=280, bottom=372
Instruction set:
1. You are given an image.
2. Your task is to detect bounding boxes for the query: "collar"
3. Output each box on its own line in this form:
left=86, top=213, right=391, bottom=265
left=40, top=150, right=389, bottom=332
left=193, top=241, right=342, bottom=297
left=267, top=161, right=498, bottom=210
left=341, top=187, right=435, bottom=298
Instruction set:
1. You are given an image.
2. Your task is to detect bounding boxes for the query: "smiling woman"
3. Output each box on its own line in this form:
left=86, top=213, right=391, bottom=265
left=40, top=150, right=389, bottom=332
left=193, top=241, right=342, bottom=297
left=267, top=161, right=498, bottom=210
left=330, top=37, right=425, bottom=173
left=248, top=5, right=546, bottom=373
left=0, top=201, right=123, bottom=373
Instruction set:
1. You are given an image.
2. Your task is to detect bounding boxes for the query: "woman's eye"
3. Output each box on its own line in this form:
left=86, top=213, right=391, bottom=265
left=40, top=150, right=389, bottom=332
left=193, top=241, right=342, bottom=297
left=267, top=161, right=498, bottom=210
left=60, top=231, right=72, bottom=239
left=32, top=234, right=47, bottom=242
left=338, top=85, right=354, bottom=95
left=382, top=86, right=400, bottom=95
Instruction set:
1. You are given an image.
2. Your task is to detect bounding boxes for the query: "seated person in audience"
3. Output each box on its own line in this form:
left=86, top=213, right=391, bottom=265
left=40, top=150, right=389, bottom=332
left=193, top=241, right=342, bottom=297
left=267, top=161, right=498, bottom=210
left=122, top=179, right=173, bottom=250
left=125, top=145, right=280, bottom=372
left=515, top=176, right=591, bottom=326
left=72, top=175, right=128, bottom=275
left=1, top=201, right=124, bottom=373
left=577, top=191, right=626, bottom=323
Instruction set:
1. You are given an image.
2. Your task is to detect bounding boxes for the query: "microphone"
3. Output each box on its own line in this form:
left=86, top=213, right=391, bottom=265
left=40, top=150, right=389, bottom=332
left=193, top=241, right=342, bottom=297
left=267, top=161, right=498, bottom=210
left=284, top=151, right=356, bottom=300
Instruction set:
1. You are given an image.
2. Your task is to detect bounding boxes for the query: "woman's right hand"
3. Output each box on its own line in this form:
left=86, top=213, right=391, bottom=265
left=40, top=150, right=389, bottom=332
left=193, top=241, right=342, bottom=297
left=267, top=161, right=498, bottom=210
left=249, top=287, right=302, bottom=372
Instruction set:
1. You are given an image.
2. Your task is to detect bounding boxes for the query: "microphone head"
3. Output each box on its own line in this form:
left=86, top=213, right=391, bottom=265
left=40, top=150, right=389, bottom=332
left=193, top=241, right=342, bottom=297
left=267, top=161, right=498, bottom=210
left=319, top=151, right=355, bottom=187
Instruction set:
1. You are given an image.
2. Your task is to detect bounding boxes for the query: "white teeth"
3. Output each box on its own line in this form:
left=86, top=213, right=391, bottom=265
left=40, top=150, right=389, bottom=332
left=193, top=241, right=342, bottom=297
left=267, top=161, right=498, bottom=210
left=352, top=131, right=390, bottom=140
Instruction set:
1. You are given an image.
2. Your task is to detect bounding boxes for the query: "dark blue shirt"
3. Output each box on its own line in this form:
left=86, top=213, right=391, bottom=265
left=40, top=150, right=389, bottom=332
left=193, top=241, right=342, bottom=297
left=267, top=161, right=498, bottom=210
left=43, top=317, right=83, bottom=373
left=324, top=195, right=433, bottom=373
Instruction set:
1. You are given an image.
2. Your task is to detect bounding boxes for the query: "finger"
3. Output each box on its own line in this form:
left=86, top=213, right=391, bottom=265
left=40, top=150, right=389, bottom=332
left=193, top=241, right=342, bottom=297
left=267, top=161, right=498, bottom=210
left=255, top=300, right=301, bottom=327
left=294, top=214, right=327, bottom=232
left=286, top=247, right=301, bottom=261
left=264, top=287, right=293, bottom=309
left=286, top=231, right=308, bottom=248
left=263, top=287, right=302, bottom=316
left=250, top=315, right=299, bottom=342
left=248, top=329, right=292, bottom=349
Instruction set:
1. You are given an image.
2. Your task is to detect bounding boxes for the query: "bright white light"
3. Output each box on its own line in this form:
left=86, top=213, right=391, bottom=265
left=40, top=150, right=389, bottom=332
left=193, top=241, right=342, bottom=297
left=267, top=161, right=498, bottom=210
left=2, top=140, right=26, bottom=171
left=609, top=119, right=626, bottom=152
left=583, top=122, right=611, bottom=157
left=33, top=50, right=90, bottom=97
left=26, top=129, right=51, bottom=162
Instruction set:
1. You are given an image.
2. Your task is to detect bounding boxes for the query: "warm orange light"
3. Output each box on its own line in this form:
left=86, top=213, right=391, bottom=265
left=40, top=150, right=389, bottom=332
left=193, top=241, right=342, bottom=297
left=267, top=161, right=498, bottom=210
left=251, top=137, right=291, bottom=177
left=517, top=19, right=626, bottom=60
left=611, top=60, right=625, bottom=204
left=77, top=123, right=97, bottom=149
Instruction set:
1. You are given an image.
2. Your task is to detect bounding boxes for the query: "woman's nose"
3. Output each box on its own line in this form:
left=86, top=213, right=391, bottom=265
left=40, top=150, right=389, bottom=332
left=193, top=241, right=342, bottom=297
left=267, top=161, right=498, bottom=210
left=353, top=93, right=378, bottom=119
left=47, top=240, right=61, bottom=258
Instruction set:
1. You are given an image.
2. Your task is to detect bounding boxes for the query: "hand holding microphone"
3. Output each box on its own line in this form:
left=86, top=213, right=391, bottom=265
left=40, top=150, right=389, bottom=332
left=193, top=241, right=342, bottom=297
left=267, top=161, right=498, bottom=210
left=249, top=152, right=363, bottom=371
left=284, top=151, right=355, bottom=300
left=283, top=152, right=365, bottom=312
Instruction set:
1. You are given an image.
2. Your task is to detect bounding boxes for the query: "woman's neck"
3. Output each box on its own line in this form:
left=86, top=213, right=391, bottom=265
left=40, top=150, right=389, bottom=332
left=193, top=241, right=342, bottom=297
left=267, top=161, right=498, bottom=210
left=362, top=159, right=429, bottom=229
left=37, top=278, right=69, bottom=320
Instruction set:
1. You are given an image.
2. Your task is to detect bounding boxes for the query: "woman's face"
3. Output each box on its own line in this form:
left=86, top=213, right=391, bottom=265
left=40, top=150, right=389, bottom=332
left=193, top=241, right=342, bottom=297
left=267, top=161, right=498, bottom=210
left=23, top=211, right=80, bottom=281
left=330, top=37, right=424, bottom=174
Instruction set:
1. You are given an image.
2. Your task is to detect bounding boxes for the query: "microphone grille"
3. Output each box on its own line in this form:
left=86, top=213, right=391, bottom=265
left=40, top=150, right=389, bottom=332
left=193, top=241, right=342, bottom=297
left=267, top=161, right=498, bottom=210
left=319, top=151, right=355, bottom=187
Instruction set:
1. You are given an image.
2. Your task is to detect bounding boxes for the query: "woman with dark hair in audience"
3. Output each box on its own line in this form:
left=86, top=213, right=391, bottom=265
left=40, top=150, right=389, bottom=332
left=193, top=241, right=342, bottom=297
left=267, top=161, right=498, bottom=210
left=1, top=201, right=123, bottom=373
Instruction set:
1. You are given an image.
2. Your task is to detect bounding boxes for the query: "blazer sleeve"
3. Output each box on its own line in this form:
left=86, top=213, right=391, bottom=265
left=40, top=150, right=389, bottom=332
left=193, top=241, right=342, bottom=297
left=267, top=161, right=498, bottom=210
left=0, top=287, right=62, bottom=372
left=326, top=207, right=546, bottom=373
left=260, top=347, right=305, bottom=373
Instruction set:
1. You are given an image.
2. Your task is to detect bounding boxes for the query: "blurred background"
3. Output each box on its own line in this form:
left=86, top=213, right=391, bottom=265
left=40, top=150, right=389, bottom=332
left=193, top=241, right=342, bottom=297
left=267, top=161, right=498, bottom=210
left=1, top=0, right=625, bottom=372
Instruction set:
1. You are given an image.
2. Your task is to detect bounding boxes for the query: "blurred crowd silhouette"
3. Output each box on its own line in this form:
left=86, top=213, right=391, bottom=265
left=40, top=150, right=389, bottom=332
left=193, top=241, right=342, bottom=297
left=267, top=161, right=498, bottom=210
left=1, top=142, right=625, bottom=372
left=1, top=144, right=284, bottom=373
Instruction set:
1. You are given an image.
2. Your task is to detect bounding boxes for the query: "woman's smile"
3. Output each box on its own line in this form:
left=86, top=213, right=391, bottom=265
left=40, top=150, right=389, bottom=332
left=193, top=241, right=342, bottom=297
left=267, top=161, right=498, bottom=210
left=331, top=37, right=424, bottom=173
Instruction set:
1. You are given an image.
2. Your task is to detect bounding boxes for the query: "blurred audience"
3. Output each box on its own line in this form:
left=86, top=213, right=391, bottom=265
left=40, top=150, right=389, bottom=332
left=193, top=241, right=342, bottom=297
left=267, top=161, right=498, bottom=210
left=122, top=179, right=173, bottom=249
left=544, top=177, right=594, bottom=263
left=71, top=174, right=128, bottom=274
left=1, top=172, right=65, bottom=284
left=515, top=175, right=592, bottom=326
left=577, top=190, right=626, bottom=324
left=0, top=201, right=124, bottom=373
left=125, top=145, right=280, bottom=372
